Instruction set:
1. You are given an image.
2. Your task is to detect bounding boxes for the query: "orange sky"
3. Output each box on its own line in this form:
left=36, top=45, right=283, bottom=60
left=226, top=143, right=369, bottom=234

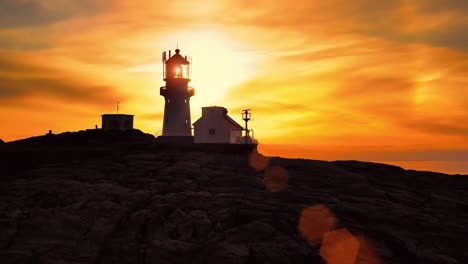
left=0, top=0, right=467, bottom=173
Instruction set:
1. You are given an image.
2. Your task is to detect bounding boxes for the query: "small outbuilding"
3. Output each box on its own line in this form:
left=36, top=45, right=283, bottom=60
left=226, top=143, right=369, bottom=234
left=101, top=114, right=134, bottom=132
left=193, top=106, right=243, bottom=144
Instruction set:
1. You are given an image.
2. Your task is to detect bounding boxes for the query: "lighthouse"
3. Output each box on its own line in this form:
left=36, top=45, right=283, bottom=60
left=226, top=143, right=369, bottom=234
left=159, top=48, right=194, bottom=142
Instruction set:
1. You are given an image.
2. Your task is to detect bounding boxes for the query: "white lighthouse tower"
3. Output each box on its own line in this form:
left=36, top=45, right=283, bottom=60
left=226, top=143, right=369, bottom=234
left=159, top=48, right=194, bottom=143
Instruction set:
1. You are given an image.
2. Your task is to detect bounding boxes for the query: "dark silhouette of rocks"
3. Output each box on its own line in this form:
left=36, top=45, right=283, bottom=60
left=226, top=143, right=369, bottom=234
left=0, top=131, right=467, bottom=264
left=8, top=129, right=156, bottom=147
left=0, top=138, right=3, bottom=144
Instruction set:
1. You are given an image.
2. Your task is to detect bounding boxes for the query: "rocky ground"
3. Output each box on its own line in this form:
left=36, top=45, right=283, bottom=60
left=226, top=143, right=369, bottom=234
left=0, top=130, right=467, bottom=264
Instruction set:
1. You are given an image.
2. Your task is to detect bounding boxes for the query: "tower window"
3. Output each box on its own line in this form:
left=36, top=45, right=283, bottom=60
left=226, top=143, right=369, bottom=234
left=185, top=99, right=187, bottom=104
left=167, top=99, right=171, bottom=103
left=186, top=119, right=188, bottom=124
left=209, top=129, right=216, bottom=135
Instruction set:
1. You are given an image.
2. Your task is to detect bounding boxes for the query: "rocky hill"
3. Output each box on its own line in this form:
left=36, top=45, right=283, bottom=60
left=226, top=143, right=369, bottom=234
left=0, top=130, right=467, bottom=264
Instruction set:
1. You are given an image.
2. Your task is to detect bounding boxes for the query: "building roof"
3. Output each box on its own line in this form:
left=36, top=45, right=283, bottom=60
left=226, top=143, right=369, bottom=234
left=225, top=115, right=243, bottom=129
left=193, top=107, right=243, bottom=129
left=202, top=106, right=227, bottom=111
left=193, top=118, right=201, bottom=126
left=101, top=114, right=134, bottom=117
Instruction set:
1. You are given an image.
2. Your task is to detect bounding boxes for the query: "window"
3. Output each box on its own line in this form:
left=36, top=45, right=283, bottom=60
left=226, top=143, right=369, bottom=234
left=185, top=99, right=187, bottom=104
left=209, top=129, right=216, bottom=135
left=185, top=119, right=188, bottom=124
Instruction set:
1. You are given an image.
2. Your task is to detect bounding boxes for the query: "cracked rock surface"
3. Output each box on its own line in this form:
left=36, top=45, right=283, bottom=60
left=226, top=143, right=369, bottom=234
left=0, top=131, right=467, bottom=264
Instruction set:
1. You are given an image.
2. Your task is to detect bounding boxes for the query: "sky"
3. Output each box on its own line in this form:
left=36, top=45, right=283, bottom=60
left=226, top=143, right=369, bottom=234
left=0, top=0, right=467, bottom=173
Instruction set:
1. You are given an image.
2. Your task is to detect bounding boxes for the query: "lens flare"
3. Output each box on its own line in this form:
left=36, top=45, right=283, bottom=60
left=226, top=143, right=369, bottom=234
left=298, top=204, right=337, bottom=245
left=263, top=165, right=288, bottom=191
left=248, top=152, right=270, bottom=171
left=320, top=228, right=360, bottom=264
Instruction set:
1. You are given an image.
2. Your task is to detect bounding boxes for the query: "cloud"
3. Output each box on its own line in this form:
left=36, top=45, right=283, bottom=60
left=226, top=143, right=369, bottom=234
left=219, top=32, right=467, bottom=144
left=418, top=22, right=468, bottom=51
left=230, top=100, right=312, bottom=114
left=219, top=1, right=468, bottom=51
left=138, top=112, right=164, bottom=121
left=401, top=117, right=468, bottom=137
left=0, top=29, right=52, bottom=50
left=415, top=0, right=468, bottom=13
left=0, top=52, right=120, bottom=105
left=0, top=76, right=116, bottom=103
left=0, top=51, right=52, bottom=73
left=333, top=76, right=414, bottom=99
left=0, top=0, right=113, bottom=28
left=339, top=1, right=468, bottom=51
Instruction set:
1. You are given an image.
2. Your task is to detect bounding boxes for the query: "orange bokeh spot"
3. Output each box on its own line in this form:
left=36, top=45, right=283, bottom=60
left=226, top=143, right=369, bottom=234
left=263, top=165, right=288, bottom=191
left=355, top=236, right=382, bottom=264
left=298, top=205, right=337, bottom=245
left=320, top=228, right=360, bottom=264
left=248, top=152, right=270, bottom=171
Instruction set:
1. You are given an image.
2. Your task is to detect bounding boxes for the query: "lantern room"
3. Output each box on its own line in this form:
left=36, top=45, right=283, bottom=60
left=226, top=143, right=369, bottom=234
left=162, top=48, right=191, bottom=80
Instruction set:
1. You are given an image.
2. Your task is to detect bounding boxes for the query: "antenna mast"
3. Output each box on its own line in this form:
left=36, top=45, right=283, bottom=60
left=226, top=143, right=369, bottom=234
left=117, top=102, right=120, bottom=114
left=242, top=109, right=252, bottom=144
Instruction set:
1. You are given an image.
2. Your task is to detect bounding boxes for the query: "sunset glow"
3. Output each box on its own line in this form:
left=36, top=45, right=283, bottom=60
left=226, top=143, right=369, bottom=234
left=0, top=0, right=467, bottom=173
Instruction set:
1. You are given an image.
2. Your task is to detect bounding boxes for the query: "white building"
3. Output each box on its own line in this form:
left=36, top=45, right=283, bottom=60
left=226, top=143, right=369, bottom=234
left=193, top=106, right=243, bottom=144
left=101, top=114, right=134, bottom=132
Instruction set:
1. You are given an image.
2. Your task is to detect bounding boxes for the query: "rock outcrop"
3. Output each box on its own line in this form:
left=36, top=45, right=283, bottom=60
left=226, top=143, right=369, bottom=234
left=0, top=132, right=467, bottom=264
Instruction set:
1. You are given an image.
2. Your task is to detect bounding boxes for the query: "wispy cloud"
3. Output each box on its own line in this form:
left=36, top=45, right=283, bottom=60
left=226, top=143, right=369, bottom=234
left=0, top=0, right=113, bottom=28
left=0, top=76, right=116, bottom=103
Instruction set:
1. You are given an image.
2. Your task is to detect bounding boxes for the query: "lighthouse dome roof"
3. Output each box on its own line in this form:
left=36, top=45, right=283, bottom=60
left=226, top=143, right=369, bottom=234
left=166, top=49, right=189, bottom=65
